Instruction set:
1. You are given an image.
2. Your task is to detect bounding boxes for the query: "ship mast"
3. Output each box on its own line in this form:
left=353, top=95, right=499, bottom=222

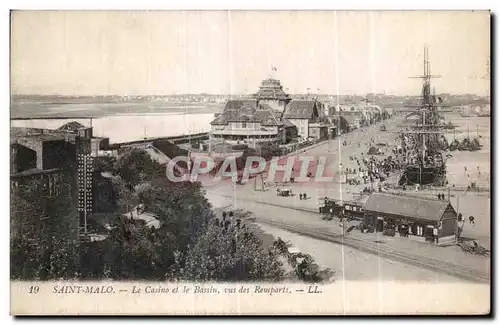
left=397, top=47, right=449, bottom=186
left=402, top=46, right=445, bottom=161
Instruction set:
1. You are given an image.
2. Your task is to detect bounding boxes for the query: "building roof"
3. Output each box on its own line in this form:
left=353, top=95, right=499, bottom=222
left=282, top=119, right=296, bottom=128
left=11, top=127, right=46, bottom=143
left=145, top=147, right=172, bottom=165
left=12, top=132, right=67, bottom=146
left=362, top=192, right=452, bottom=222
left=283, top=100, right=318, bottom=119
left=211, top=100, right=282, bottom=126
left=24, top=133, right=66, bottom=142
left=11, top=126, right=79, bottom=145
left=57, top=121, right=86, bottom=132
left=254, top=78, right=291, bottom=100
left=340, top=114, right=361, bottom=125
left=124, top=206, right=161, bottom=229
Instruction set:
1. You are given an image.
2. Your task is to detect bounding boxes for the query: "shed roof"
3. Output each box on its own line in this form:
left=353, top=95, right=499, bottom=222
left=362, top=192, right=452, bottom=222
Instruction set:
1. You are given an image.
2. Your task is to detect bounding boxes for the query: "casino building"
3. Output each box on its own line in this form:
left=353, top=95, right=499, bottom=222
left=210, top=77, right=329, bottom=145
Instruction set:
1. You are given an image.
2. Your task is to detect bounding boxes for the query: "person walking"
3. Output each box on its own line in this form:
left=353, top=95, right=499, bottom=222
left=433, top=227, right=439, bottom=244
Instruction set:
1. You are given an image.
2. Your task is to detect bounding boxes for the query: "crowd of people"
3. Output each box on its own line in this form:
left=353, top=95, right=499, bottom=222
left=343, top=148, right=405, bottom=190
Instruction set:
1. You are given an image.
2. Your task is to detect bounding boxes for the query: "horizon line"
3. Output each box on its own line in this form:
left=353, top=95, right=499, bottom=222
left=11, top=93, right=490, bottom=98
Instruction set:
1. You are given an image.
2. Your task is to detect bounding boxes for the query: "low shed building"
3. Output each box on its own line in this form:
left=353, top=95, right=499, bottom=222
left=362, top=192, right=457, bottom=244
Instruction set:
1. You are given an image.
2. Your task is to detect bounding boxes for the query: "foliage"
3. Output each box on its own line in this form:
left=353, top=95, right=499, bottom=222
left=147, top=178, right=215, bottom=254
left=93, top=173, right=117, bottom=213
left=260, top=143, right=282, bottom=160
left=10, top=174, right=78, bottom=280
left=11, top=142, right=291, bottom=282
left=272, top=238, right=334, bottom=283
left=111, top=175, right=136, bottom=214
left=80, top=176, right=216, bottom=280
left=183, top=222, right=284, bottom=281
left=11, top=223, right=78, bottom=280
left=79, top=217, right=178, bottom=280
left=94, top=155, right=117, bottom=173
left=115, top=148, right=164, bottom=188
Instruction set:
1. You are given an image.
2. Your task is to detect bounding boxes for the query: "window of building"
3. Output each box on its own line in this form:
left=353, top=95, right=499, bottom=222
left=242, top=122, right=247, bottom=128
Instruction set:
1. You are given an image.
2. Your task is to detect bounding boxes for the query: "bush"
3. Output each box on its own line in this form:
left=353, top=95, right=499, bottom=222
left=10, top=178, right=78, bottom=280
left=115, top=148, right=164, bottom=187
left=184, top=223, right=284, bottom=281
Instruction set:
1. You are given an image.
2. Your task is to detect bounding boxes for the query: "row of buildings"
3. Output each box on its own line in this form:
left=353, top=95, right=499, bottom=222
left=208, top=77, right=386, bottom=146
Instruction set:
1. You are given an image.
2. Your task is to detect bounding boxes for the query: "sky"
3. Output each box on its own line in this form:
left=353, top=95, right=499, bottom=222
left=11, top=10, right=490, bottom=96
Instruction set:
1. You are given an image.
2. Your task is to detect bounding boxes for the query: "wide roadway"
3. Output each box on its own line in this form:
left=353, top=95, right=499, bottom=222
left=203, top=117, right=490, bottom=281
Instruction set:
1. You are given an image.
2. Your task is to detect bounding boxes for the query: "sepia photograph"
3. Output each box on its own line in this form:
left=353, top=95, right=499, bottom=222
left=9, top=9, right=491, bottom=315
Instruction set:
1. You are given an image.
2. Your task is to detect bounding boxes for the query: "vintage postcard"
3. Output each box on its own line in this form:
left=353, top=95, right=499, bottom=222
left=10, top=10, right=491, bottom=315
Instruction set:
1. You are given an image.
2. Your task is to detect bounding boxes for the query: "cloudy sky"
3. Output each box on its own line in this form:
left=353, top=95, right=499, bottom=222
left=11, top=10, right=490, bottom=96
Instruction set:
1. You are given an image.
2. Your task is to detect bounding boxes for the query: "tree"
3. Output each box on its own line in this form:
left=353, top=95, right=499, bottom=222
left=115, top=149, right=163, bottom=188
left=111, top=175, right=136, bottom=215
left=10, top=174, right=78, bottom=280
left=183, top=223, right=284, bottom=281
left=272, top=238, right=335, bottom=283
left=94, top=155, right=117, bottom=173
left=78, top=176, right=217, bottom=280
left=147, top=179, right=215, bottom=255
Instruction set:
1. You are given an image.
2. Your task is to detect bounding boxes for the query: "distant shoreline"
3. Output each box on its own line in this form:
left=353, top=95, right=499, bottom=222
left=10, top=98, right=224, bottom=119
left=10, top=111, right=217, bottom=120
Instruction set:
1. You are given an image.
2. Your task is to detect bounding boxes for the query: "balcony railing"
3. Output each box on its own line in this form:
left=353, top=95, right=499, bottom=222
left=211, top=129, right=278, bottom=136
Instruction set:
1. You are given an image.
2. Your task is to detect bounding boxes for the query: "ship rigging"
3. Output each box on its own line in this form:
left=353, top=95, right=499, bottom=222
left=398, top=47, right=448, bottom=186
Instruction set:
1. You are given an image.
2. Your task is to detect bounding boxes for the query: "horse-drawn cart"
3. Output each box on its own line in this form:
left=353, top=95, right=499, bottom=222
left=277, top=188, right=292, bottom=197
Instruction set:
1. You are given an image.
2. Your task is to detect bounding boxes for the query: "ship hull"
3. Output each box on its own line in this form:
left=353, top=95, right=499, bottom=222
left=398, top=165, right=446, bottom=186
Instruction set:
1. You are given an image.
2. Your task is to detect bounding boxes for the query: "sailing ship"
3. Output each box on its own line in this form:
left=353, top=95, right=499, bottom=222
left=398, top=48, right=448, bottom=186
left=476, top=105, right=491, bottom=117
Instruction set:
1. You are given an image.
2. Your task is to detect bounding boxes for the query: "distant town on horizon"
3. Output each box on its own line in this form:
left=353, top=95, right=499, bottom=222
left=10, top=93, right=491, bottom=99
